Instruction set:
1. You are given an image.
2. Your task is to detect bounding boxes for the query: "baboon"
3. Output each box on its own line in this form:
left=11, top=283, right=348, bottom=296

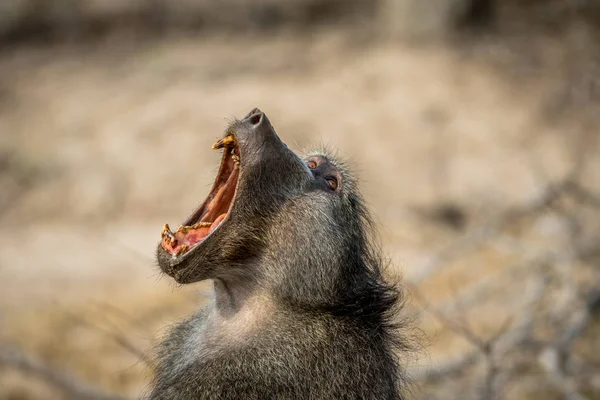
left=148, top=109, right=410, bottom=400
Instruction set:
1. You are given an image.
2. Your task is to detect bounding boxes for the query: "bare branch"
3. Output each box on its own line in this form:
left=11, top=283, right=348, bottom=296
left=411, top=181, right=565, bottom=284
left=0, top=344, right=127, bottom=400
left=62, top=309, right=152, bottom=367
left=538, top=347, right=588, bottom=400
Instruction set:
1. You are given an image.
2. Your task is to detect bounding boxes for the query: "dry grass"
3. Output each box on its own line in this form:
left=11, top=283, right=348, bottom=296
left=0, top=22, right=598, bottom=399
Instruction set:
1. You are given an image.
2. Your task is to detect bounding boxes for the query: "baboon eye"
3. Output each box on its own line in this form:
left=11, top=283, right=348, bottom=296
left=307, top=160, right=317, bottom=169
left=325, top=177, right=338, bottom=191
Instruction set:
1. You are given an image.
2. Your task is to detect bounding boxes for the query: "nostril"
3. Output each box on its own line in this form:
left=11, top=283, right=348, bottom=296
left=246, top=108, right=261, bottom=116
left=242, top=108, right=265, bottom=127
left=248, top=112, right=263, bottom=126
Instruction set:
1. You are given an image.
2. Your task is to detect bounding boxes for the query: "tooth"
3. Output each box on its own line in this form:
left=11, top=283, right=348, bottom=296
left=212, top=135, right=236, bottom=150
left=162, top=224, right=175, bottom=239
left=176, top=245, right=188, bottom=256
left=190, top=222, right=212, bottom=229
left=232, top=155, right=240, bottom=164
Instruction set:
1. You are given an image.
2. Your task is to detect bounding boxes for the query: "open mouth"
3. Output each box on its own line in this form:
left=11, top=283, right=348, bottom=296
left=161, top=134, right=240, bottom=258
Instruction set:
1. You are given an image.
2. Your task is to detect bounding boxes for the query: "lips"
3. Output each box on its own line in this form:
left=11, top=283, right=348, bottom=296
left=160, top=134, right=240, bottom=259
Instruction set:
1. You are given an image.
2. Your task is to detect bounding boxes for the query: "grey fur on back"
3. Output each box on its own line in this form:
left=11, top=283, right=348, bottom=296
left=147, top=109, right=410, bottom=400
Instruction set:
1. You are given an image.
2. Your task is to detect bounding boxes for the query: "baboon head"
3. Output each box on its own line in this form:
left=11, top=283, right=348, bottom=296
left=157, top=108, right=379, bottom=309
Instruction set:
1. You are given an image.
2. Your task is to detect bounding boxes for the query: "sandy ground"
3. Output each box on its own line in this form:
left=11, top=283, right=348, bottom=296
left=0, top=31, right=596, bottom=398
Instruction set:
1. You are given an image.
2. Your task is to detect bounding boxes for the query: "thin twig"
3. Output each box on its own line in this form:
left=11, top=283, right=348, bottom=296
left=0, top=344, right=127, bottom=400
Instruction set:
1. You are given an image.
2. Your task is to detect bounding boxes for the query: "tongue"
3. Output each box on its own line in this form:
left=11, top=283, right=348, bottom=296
left=161, top=213, right=228, bottom=257
left=178, top=213, right=226, bottom=245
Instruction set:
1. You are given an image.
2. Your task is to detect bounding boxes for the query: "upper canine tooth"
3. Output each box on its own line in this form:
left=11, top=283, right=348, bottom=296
left=212, top=135, right=236, bottom=150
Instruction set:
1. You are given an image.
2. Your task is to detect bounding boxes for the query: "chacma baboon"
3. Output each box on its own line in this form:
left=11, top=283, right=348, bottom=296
left=148, top=109, right=410, bottom=399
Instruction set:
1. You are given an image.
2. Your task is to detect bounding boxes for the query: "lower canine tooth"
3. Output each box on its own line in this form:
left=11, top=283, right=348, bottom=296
left=162, top=224, right=175, bottom=239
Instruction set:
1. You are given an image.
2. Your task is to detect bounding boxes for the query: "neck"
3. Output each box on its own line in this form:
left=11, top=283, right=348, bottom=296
left=213, top=277, right=257, bottom=319
left=212, top=278, right=277, bottom=340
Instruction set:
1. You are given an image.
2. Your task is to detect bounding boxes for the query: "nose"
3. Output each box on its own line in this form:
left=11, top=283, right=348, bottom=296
left=237, top=108, right=282, bottom=152
left=235, top=108, right=304, bottom=175
left=242, top=108, right=264, bottom=127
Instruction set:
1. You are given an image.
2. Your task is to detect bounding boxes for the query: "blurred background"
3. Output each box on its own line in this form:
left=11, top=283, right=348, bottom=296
left=0, top=0, right=599, bottom=399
